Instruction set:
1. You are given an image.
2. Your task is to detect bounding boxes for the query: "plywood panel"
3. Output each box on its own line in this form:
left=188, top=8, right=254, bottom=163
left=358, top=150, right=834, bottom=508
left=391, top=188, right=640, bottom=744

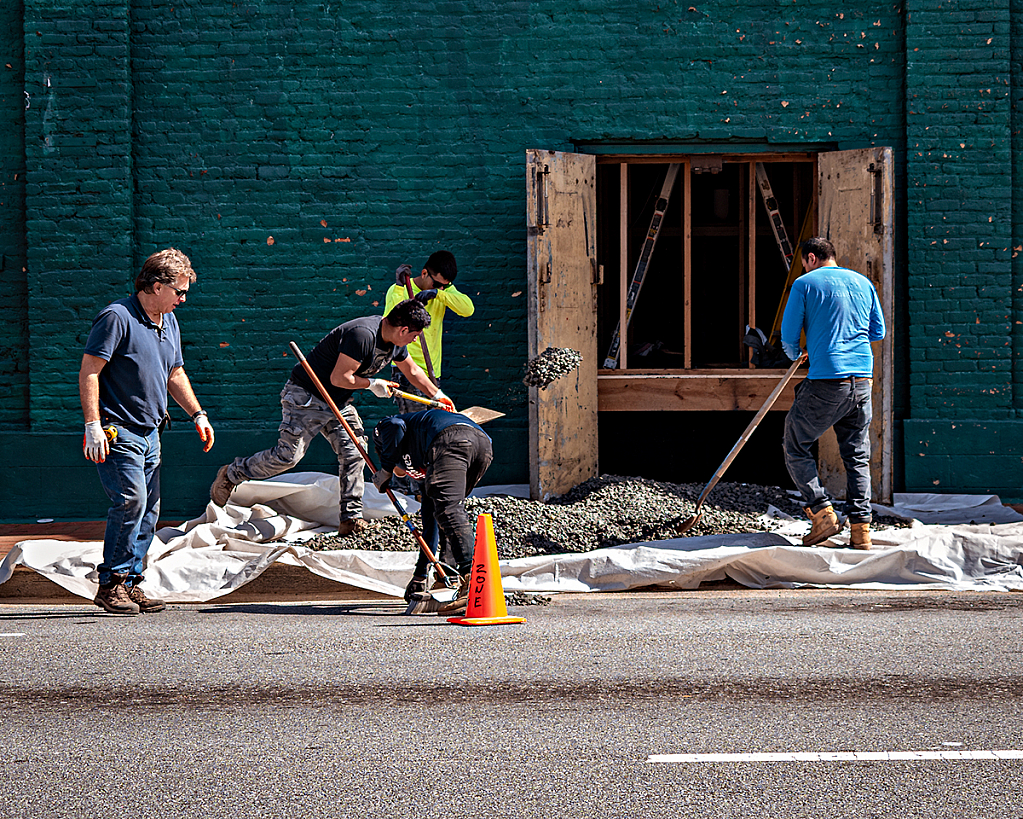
left=817, top=148, right=895, bottom=504
left=526, top=150, right=598, bottom=500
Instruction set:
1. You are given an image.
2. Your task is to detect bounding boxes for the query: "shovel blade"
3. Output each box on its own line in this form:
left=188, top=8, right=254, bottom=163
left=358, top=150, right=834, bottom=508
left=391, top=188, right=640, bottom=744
left=676, top=512, right=702, bottom=535
left=461, top=406, right=505, bottom=425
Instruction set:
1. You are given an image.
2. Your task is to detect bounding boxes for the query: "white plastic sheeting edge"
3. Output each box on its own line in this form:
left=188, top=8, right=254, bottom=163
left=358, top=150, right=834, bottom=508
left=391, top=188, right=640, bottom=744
left=2, top=473, right=1023, bottom=603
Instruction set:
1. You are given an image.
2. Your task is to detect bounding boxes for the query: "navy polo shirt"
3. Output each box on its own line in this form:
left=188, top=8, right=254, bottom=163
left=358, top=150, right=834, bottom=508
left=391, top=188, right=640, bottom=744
left=84, top=294, right=184, bottom=429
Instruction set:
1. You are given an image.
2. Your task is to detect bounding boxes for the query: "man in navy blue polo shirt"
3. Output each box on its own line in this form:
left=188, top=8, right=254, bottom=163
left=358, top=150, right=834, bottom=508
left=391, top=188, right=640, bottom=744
left=79, top=248, right=216, bottom=615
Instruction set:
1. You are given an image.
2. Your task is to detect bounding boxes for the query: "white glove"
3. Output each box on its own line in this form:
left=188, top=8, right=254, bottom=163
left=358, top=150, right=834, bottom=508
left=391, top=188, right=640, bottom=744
left=372, top=469, right=392, bottom=492
left=431, top=389, right=455, bottom=412
left=83, top=421, right=109, bottom=463
left=368, top=379, right=395, bottom=398
left=194, top=413, right=215, bottom=452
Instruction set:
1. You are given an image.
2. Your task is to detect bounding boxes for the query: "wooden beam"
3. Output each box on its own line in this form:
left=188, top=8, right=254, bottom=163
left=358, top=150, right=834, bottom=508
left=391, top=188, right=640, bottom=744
left=619, top=163, right=628, bottom=369
left=683, top=159, right=692, bottom=369
left=747, top=159, right=757, bottom=367
left=597, top=371, right=805, bottom=412
left=595, top=152, right=817, bottom=165
left=737, top=165, right=746, bottom=364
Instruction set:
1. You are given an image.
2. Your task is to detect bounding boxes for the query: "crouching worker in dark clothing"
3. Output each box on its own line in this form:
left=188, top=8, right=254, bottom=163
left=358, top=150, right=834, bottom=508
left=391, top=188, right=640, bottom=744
left=372, top=409, right=493, bottom=616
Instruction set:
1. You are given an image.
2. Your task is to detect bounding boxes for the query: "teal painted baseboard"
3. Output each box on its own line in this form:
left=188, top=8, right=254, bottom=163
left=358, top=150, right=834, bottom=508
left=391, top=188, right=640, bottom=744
left=903, top=419, right=1023, bottom=501
left=0, top=427, right=527, bottom=522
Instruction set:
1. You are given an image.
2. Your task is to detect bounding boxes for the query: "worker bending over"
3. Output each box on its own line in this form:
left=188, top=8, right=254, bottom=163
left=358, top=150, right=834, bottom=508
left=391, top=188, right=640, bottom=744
left=210, top=298, right=451, bottom=535
left=372, top=409, right=493, bottom=614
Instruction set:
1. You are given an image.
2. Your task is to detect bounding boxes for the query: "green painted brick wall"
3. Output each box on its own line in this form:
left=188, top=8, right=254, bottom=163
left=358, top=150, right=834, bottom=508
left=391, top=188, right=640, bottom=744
left=1, top=0, right=28, bottom=428
left=7, top=0, right=1023, bottom=515
left=905, top=1, right=1015, bottom=418
left=23, top=0, right=134, bottom=429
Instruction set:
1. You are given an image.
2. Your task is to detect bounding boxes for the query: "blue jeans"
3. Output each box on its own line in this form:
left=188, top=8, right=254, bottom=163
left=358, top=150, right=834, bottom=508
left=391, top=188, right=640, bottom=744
left=782, top=377, right=873, bottom=522
left=95, top=423, right=162, bottom=586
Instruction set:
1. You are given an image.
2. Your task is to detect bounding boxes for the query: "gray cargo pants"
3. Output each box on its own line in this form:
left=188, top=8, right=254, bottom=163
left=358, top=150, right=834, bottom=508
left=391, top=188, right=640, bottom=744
left=225, top=381, right=367, bottom=522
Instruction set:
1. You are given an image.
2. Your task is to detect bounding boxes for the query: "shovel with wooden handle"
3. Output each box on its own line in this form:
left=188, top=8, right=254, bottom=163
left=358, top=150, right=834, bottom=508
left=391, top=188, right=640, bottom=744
left=288, top=341, right=453, bottom=586
left=676, top=353, right=808, bottom=534
left=389, top=387, right=505, bottom=425
left=403, top=275, right=437, bottom=381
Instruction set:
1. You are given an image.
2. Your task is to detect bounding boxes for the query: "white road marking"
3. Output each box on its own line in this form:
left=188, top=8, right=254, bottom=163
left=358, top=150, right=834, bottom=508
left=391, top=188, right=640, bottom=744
left=648, top=750, right=1023, bottom=763
left=0, top=633, right=26, bottom=638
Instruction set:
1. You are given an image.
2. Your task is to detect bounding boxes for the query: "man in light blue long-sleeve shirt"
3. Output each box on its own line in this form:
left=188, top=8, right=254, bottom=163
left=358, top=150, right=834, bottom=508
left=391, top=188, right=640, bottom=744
left=780, top=237, right=886, bottom=549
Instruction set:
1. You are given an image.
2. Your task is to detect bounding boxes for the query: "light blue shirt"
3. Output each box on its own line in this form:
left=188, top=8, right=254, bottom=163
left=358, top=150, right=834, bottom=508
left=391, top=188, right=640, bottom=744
left=780, top=266, right=885, bottom=380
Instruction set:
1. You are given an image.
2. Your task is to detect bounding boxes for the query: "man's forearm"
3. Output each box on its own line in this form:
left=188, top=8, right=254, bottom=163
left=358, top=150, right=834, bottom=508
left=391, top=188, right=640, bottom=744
left=79, top=372, right=102, bottom=424
left=397, top=359, right=437, bottom=396
left=168, top=368, right=203, bottom=416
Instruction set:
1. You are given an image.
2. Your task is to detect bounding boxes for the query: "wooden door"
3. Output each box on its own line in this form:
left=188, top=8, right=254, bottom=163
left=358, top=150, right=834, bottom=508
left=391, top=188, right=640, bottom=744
left=817, top=147, right=895, bottom=504
left=525, top=150, right=598, bottom=500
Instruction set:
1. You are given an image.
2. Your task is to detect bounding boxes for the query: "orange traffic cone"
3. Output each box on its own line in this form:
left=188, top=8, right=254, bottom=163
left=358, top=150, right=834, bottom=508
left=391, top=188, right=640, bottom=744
left=447, top=513, right=525, bottom=626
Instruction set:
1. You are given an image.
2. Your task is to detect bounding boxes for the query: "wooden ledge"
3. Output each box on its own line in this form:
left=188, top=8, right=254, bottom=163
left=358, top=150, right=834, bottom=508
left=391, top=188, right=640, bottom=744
left=597, top=369, right=805, bottom=412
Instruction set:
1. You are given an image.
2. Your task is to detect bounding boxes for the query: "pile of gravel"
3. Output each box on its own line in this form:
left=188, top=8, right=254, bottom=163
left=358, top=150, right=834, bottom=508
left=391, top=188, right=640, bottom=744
left=302, top=475, right=912, bottom=558
left=522, top=347, right=583, bottom=389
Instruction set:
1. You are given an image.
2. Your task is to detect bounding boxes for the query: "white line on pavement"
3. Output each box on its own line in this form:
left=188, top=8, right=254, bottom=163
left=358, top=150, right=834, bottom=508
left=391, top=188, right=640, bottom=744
left=648, top=750, right=1023, bottom=763
left=0, top=633, right=26, bottom=638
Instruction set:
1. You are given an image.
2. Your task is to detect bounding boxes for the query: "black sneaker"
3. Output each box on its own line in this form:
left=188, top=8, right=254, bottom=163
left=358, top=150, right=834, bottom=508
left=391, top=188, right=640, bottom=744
left=404, top=576, right=429, bottom=603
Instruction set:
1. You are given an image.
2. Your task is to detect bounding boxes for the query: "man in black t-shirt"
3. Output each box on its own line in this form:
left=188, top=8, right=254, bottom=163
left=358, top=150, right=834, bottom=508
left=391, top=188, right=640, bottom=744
left=210, top=300, right=450, bottom=535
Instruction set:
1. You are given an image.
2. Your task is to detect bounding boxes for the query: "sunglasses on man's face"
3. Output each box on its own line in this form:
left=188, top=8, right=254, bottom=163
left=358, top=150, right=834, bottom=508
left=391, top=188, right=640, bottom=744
left=426, top=271, right=451, bottom=290
left=166, top=285, right=189, bottom=297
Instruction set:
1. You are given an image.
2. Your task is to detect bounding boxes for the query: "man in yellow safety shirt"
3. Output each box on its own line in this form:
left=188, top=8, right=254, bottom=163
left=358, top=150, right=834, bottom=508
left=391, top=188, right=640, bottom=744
left=384, top=250, right=474, bottom=411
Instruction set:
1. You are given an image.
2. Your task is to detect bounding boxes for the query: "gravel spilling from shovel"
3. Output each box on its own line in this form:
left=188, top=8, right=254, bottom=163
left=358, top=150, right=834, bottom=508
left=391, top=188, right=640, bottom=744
left=302, top=475, right=911, bottom=558
left=522, top=347, right=583, bottom=389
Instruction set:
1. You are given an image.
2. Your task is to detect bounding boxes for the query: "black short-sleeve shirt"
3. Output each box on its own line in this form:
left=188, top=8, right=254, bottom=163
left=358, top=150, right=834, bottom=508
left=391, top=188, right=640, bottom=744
left=290, top=316, right=409, bottom=407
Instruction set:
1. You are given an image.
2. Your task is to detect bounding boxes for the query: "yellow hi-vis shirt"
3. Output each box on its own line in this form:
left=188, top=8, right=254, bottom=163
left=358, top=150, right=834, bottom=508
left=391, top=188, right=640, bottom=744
left=384, top=279, right=474, bottom=378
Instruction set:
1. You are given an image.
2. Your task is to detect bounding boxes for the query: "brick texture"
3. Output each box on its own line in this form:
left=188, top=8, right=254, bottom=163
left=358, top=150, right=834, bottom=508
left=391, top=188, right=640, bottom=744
left=8, top=1, right=1023, bottom=512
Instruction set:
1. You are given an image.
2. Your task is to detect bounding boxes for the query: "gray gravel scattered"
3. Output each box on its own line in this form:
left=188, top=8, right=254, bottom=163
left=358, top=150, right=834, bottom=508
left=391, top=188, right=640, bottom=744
left=522, top=347, right=583, bottom=389
left=303, top=475, right=911, bottom=558
left=504, top=591, right=552, bottom=607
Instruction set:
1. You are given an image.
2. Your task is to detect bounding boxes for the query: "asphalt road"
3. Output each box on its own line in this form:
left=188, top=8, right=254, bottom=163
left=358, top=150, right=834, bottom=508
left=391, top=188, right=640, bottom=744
left=2, top=589, right=1022, bottom=818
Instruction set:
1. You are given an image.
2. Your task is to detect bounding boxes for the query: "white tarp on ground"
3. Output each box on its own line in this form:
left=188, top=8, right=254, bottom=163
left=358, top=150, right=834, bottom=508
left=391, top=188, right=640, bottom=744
left=3, top=473, right=1023, bottom=602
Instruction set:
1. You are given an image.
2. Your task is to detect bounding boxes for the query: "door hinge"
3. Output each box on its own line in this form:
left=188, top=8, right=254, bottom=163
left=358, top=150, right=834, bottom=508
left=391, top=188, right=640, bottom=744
left=536, top=164, right=550, bottom=234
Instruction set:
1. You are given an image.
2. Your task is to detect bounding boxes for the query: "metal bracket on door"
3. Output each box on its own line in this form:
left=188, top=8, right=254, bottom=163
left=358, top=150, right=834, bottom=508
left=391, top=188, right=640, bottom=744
left=869, top=162, right=885, bottom=236
left=536, top=164, right=550, bottom=234
left=538, top=260, right=552, bottom=311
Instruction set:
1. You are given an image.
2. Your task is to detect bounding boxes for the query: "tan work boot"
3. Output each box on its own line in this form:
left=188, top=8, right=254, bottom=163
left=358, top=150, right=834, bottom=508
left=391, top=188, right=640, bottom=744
left=93, top=577, right=140, bottom=615
left=210, top=464, right=237, bottom=507
left=127, top=585, right=167, bottom=613
left=437, top=573, right=472, bottom=616
left=337, top=518, right=370, bottom=536
left=802, top=505, right=841, bottom=547
left=849, top=522, right=872, bottom=550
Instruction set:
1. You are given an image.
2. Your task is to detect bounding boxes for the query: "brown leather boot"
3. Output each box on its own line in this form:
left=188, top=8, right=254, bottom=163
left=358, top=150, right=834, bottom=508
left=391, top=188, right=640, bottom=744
left=337, top=518, right=371, bottom=536
left=127, top=584, right=167, bottom=613
left=437, top=573, right=472, bottom=616
left=802, top=505, right=841, bottom=547
left=93, top=575, right=140, bottom=615
left=849, top=522, right=872, bottom=550
left=210, top=464, right=237, bottom=507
